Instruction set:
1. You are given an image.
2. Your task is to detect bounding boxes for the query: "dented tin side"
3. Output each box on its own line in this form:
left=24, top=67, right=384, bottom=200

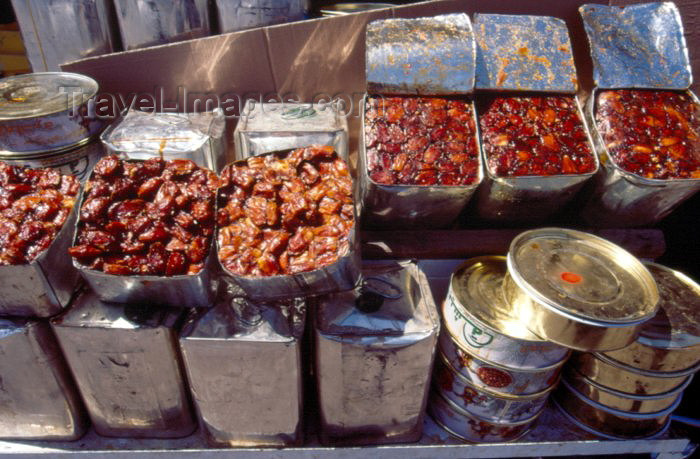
left=0, top=319, right=87, bottom=440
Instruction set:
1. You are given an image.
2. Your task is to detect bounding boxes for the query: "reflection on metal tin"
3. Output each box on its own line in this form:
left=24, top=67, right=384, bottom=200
left=11, top=0, right=117, bottom=72
left=473, top=13, right=577, bottom=93
left=428, top=389, right=538, bottom=443
left=0, top=187, right=81, bottom=317
left=579, top=3, right=691, bottom=90
left=0, top=318, right=87, bottom=440
left=321, top=3, right=394, bottom=16
left=0, top=138, right=104, bottom=182
left=505, top=228, right=659, bottom=351
left=0, top=73, right=103, bottom=154
left=581, top=89, right=700, bottom=227
left=434, top=351, right=553, bottom=423
left=443, top=256, right=569, bottom=369
left=553, top=377, right=680, bottom=439
left=602, top=262, right=700, bottom=373
left=180, top=294, right=306, bottom=447
left=564, top=366, right=688, bottom=414
left=114, top=0, right=211, bottom=50
left=366, top=14, right=476, bottom=96
left=569, top=351, right=696, bottom=396
left=101, top=109, right=226, bottom=172
left=315, top=260, right=439, bottom=445
left=234, top=101, right=348, bottom=162
left=52, top=289, right=196, bottom=438
left=216, top=0, right=308, bottom=33
left=439, top=331, right=562, bottom=396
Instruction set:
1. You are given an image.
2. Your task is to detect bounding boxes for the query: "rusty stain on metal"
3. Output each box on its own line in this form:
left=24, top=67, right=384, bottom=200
left=580, top=3, right=692, bottom=90
left=474, top=13, right=577, bottom=93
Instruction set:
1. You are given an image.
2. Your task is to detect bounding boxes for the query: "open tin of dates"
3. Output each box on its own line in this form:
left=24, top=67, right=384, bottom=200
left=472, top=14, right=598, bottom=223
left=360, top=14, right=483, bottom=229
left=69, top=156, right=219, bottom=308
left=217, top=147, right=360, bottom=301
left=578, top=3, right=700, bottom=227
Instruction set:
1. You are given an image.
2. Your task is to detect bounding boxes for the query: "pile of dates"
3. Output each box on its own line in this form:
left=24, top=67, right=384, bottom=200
left=217, top=146, right=354, bottom=277
left=596, top=89, right=700, bottom=179
left=69, top=155, right=219, bottom=276
left=480, top=95, right=595, bottom=177
left=0, top=162, right=79, bottom=265
left=364, top=95, right=480, bottom=186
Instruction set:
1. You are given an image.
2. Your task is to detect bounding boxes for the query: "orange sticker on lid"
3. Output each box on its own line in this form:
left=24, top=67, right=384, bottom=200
left=561, top=272, right=582, bottom=284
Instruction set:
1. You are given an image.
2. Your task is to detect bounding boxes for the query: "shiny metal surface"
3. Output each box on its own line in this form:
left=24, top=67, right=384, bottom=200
left=0, top=138, right=105, bottom=182
left=358, top=96, right=482, bottom=229
left=101, top=109, right=226, bottom=172
left=428, top=389, right=538, bottom=443
left=0, top=187, right=81, bottom=317
left=602, top=262, right=700, bottom=373
left=216, top=0, right=308, bottom=33
left=234, top=101, right=348, bottom=162
left=0, top=318, right=87, bottom=440
left=581, top=88, right=700, bottom=227
left=434, top=351, right=553, bottom=423
left=114, top=0, right=211, bottom=50
left=568, top=352, right=696, bottom=396
left=52, top=289, right=196, bottom=438
left=443, top=256, right=569, bottom=369
left=439, top=331, right=562, bottom=397
left=472, top=14, right=578, bottom=93
left=366, top=14, right=475, bottom=96
left=579, top=3, right=692, bottom=90
left=475, top=96, right=598, bottom=222
left=553, top=377, right=680, bottom=440
left=180, top=296, right=305, bottom=447
left=11, top=0, right=117, bottom=72
left=564, top=367, right=688, bottom=414
left=320, top=3, right=394, bottom=17
left=315, top=260, right=439, bottom=445
left=0, top=73, right=103, bottom=154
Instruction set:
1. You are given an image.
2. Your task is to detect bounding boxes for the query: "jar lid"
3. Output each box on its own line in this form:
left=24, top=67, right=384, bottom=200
left=451, top=256, right=545, bottom=342
left=0, top=72, right=98, bottom=119
left=507, top=228, right=659, bottom=324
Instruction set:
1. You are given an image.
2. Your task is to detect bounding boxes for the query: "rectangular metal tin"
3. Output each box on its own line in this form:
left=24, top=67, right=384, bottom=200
left=215, top=0, right=307, bottom=33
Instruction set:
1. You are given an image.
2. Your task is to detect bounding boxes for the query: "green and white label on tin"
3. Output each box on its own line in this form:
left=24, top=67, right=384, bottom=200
left=447, top=293, right=494, bottom=348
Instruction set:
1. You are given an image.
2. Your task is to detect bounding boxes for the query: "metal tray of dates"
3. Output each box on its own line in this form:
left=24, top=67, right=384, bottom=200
left=216, top=147, right=360, bottom=301
left=69, top=156, right=218, bottom=308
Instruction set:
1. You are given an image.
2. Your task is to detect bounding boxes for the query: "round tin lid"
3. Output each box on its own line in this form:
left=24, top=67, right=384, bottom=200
left=0, top=72, right=98, bottom=119
left=507, top=228, right=659, bottom=324
left=452, top=256, right=547, bottom=342
left=629, top=263, right=700, bottom=349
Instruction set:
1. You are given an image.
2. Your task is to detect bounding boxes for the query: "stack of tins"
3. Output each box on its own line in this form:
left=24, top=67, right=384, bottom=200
left=557, top=263, right=700, bottom=439
left=0, top=73, right=105, bottom=182
left=431, top=256, right=569, bottom=443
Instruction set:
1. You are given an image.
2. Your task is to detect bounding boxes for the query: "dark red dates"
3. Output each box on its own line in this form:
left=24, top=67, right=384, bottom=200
left=69, top=155, right=219, bottom=276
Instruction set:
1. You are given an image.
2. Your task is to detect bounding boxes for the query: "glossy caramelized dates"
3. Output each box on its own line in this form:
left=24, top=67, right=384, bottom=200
left=480, top=96, right=595, bottom=177
left=0, top=162, right=79, bottom=265
left=69, top=155, right=219, bottom=276
left=596, top=90, right=700, bottom=179
left=217, top=146, right=354, bottom=277
left=364, top=95, right=479, bottom=186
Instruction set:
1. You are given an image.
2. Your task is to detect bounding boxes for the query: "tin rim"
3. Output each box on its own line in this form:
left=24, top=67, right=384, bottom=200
left=559, top=377, right=682, bottom=419
left=0, top=72, right=98, bottom=120
left=0, top=134, right=99, bottom=159
left=507, top=227, right=659, bottom=325
left=552, top=396, right=672, bottom=440
left=591, top=351, right=700, bottom=379
left=431, top=387, right=544, bottom=426
left=437, top=348, right=558, bottom=401
left=565, top=366, right=693, bottom=401
left=429, top=405, right=534, bottom=444
left=590, top=88, right=700, bottom=185
left=321, top=3, right=395, bottom=16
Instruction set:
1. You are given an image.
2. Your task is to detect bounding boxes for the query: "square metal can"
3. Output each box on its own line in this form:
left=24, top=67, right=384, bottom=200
left=179, top=294, right=306, bottom=447
left=51, top=289, right=196, bottom=438
left=314, top=260, right=439, bottom=445
left=0, top=318, right=87, bottom=440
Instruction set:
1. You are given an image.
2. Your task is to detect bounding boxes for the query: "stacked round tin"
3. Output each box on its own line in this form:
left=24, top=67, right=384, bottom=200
left=0, top=72, right=105, bottom=182
left=557, top=262, right=700, bottom=439
left=430, top=256, right=569, bottom=443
